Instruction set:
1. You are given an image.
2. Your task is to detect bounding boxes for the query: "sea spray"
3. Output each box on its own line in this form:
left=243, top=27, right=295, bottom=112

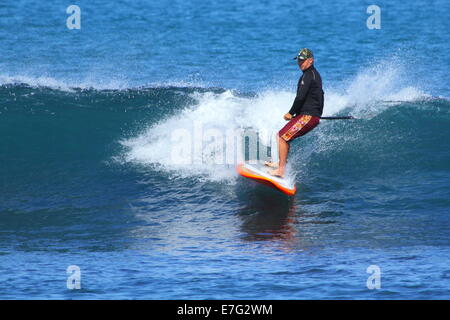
left=120, top=61, right=428, bottom=182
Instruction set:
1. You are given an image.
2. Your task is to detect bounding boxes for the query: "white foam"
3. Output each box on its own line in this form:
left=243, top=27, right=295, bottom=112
left=119, top=89, right=293, bottom=182
left=323, top=60, right=428, bottom=118
left=0, top=74, right=131, bottom=91
left=119, top=63, right=429, bottom=183
left=0, top=73, right=215, bottom=92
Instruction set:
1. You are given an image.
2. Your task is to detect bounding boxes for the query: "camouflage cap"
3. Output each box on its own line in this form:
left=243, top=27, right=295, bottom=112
left=294, top=48, right=314, bottom=60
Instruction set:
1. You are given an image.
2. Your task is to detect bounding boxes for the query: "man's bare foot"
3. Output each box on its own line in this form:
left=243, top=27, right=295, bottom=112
left=268, top=168, right=284, bottom=177
left=264, top=161, right=279, bottom=168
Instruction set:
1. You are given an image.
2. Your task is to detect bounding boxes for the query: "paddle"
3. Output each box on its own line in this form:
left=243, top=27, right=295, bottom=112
left=320, top=116, right=354, bottom=120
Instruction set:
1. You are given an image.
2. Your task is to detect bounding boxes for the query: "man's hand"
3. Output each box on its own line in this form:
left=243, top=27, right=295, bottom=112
left=284, top=113, right=293, bottom=121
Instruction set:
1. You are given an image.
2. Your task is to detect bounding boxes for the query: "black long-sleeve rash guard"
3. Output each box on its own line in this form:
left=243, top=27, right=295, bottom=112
left=288, top=65, right=324, bottom=118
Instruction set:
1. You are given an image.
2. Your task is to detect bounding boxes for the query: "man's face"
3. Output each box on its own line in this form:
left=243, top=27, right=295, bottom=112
left=298, top=58, right=313, bottom=70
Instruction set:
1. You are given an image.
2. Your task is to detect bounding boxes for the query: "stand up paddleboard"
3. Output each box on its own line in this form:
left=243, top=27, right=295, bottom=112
left=237, top=162, right=296, bottom=196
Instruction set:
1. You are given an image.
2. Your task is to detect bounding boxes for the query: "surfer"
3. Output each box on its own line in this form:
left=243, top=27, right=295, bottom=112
left=266, top=48, right=324, bottom=177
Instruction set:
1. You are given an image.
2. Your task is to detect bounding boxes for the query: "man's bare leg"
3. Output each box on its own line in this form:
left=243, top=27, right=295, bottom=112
left=269, top=136, right=289, bottom=177
left=265, top=135, right=282, bottom=168
left=265, top=136, right=282, bottom=168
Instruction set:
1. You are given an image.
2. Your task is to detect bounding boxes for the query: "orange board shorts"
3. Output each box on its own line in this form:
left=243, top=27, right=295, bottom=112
left=279, top=114, right=320, bottom=142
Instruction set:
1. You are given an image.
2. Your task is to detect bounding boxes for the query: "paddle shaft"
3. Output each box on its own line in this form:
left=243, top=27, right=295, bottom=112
left=320, top=116, right=354, bottom=120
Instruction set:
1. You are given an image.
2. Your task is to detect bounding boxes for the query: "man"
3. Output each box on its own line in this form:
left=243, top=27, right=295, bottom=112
left=266, top=48, right=324, bottom=177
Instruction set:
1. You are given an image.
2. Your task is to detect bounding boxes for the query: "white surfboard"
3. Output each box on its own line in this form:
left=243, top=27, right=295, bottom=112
left=237, top=161, right=296, bottom=196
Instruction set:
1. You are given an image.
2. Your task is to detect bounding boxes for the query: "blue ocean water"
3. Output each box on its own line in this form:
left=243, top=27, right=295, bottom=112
left=0, top=0, right=449, bottom=299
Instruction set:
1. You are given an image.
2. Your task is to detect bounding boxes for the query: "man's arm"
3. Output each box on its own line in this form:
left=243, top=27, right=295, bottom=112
left=288, top=71, right=312, bottom=117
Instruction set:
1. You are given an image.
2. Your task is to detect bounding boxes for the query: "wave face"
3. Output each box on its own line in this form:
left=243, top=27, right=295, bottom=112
left=1, top=60, right=448, bottom=186
left=1, top=63, right=450, bottom=300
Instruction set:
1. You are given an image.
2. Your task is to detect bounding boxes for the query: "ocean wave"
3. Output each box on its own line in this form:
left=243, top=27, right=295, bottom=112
left=0, top=74, right=214, bottom=92
left=118, top=61, right=437, bottom=182
left=1, top=64, right=447, bottom=186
